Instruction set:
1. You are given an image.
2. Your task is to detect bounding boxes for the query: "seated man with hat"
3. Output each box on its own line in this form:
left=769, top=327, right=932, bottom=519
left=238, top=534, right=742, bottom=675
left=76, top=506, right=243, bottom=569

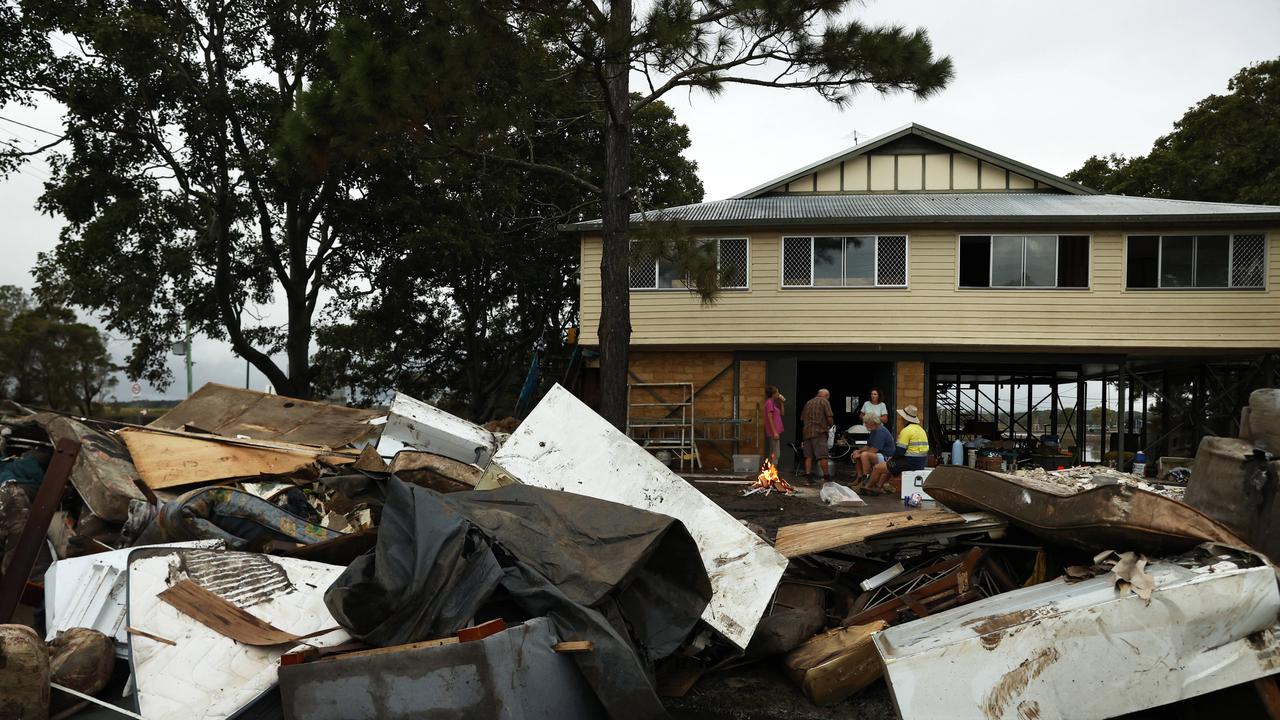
left=864, top=404, right=929, bottom=495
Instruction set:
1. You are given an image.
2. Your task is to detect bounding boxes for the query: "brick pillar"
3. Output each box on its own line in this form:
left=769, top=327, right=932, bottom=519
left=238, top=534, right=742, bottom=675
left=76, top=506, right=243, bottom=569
left=896, top=360, right=926, bottom=426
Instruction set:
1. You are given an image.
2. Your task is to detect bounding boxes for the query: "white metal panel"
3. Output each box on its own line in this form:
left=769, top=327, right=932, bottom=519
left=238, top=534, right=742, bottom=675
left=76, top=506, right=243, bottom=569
left=875, top=556, right=1280, bottom=719
left=490, top=385, right=789, bottom=650
left=376, top=391, right=498, bottom=466
left=128, top=550, right=351, bottom=720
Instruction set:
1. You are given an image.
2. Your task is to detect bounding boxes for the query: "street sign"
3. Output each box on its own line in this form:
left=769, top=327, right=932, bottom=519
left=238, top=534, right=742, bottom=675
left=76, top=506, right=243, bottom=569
left=130, top=382, right=142, bottom=398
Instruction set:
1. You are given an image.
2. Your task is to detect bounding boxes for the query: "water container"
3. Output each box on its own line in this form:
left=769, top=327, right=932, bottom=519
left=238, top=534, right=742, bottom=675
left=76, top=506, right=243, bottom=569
left=952, top=439, right=964, bottom=466
left=1133, top=450, right=1147, bottom=477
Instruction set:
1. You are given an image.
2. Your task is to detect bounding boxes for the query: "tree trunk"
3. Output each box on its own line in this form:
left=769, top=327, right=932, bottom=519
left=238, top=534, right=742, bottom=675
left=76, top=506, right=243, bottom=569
left=596, top=0, right=633, bottom=430
left=283, top=296, right=313, bottom=399
left=282, top=217, right=313, bottom=399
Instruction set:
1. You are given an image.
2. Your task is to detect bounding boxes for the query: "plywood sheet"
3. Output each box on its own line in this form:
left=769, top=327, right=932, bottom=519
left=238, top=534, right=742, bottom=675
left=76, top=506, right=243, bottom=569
left=120, top=428, right=354, bottom=489
left=149, top=383, right=380, bottom=448
left=773, top=510, right=965, bottom=558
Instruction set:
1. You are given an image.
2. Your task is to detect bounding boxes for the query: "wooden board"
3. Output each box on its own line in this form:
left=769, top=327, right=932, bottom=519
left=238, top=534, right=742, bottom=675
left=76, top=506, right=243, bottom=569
left=773, top=510, right=965, bottom=558
left=120, top=428, right=355, bottom=489
left=157, top=579, right=336, bottom=646
left=148, top=382, right=381, bottom=448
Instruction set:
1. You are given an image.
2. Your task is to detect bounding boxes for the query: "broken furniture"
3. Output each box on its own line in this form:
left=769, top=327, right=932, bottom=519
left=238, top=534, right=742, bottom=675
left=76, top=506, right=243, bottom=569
left=784, top=621, right=888, bottom=706
left=1184, top=435, right=1280, bottom=564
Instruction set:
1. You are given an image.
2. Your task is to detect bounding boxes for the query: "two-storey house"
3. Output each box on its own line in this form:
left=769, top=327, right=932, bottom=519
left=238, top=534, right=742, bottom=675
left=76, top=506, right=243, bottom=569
left=568, top=124, right=1280, bottom=467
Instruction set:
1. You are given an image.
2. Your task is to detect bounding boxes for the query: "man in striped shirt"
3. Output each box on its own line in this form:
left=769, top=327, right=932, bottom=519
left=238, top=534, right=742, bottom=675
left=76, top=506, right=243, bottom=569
left=801, top=389, right=835, bottom=483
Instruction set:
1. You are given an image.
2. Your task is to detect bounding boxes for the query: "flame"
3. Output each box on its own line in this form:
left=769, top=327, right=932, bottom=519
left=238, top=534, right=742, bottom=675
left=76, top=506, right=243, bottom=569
left=751, top=459, right=795, bottom=494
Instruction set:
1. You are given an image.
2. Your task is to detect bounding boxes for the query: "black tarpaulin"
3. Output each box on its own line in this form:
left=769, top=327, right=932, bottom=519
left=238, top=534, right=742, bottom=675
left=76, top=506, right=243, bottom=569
left=324, top=478, right=711, bottom=720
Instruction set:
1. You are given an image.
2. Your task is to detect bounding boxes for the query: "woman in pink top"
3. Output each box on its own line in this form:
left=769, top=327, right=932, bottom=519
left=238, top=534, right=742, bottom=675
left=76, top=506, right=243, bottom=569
left=764, top=386, right=785, bottom=466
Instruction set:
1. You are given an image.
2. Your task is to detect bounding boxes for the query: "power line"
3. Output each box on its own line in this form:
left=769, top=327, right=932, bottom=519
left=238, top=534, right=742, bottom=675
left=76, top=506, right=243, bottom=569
left=14, top=167, right=52, bottom=183
left=50, top=34, right=79, bottom=54
left=0, top=115, right=61, bottom=138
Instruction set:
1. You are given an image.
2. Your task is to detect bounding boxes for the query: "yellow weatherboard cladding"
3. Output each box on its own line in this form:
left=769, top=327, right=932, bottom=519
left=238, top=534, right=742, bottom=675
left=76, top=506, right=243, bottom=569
left=579, top=230, right=1280, bottom=351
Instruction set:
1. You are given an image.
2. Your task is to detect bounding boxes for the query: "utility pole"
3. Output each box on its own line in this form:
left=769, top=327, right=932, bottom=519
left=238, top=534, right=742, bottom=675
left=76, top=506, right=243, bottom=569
left=185, top=319, right=193, bottom=396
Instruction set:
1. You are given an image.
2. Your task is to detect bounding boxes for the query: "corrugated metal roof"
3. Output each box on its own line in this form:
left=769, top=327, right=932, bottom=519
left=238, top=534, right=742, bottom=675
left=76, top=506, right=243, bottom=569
left=565, top=193, right=1280, bottom=230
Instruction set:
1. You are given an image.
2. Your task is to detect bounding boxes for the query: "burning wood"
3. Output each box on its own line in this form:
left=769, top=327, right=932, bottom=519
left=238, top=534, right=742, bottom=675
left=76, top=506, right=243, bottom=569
left=744, top=460, right=796, bottom=496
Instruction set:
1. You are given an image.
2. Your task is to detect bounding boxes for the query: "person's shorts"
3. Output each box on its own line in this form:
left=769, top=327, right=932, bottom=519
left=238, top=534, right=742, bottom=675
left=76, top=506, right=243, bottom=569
left=766, top=437, right=781, bottom=458
left=886, top=455, right=927, bottom=475
left=803, top=436, right=829, bottom=460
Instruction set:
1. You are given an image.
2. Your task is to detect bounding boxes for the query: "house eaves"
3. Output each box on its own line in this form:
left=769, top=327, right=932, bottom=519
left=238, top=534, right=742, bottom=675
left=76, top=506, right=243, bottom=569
left=561, top=193, right=1280, bottom=232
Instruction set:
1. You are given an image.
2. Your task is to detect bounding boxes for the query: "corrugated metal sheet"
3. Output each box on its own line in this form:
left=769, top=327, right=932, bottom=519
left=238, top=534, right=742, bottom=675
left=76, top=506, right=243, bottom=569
left=566, top=193, right=1280, bottom=230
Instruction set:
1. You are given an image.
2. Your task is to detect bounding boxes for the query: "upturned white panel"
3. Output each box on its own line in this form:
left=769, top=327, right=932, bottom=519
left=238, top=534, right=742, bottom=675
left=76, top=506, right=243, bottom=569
left=490, top=384, right=788, bottom=650
left=376, top=392, right=498, bottom=466
left=876, top=556, right=1280, bottom=719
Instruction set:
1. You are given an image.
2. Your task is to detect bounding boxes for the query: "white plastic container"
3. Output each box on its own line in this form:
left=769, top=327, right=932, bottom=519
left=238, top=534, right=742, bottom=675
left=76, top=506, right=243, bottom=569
left=733, top=454, right=761, bottom=474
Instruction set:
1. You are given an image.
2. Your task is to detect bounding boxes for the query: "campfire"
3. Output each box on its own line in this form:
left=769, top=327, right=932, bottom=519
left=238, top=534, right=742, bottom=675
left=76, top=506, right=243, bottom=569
left=744, top=459, right=796, bottom=496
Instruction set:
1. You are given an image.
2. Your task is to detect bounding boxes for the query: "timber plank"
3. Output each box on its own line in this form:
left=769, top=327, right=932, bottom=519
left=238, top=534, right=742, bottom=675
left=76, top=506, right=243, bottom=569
left=158, top=579, right=338, bottom=646
left=773, top=510, right=965, bottom=558
left=120, top=428, right=354, bottom=489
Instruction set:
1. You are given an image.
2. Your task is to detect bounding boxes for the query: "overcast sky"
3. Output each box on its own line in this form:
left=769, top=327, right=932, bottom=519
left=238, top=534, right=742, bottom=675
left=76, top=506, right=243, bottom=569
left=1, top=0, right=1278, bottom=400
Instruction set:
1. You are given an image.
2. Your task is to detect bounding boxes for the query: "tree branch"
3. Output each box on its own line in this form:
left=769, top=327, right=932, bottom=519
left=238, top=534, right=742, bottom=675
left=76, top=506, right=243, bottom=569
left=446, top=142, right=602, bottom=194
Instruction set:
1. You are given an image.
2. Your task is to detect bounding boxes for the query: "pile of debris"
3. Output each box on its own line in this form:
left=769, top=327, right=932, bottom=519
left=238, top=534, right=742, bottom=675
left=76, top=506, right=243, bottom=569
left=1012, top=463, right=1188, bottom=500
left=1, top=382, right=1280, bottom=719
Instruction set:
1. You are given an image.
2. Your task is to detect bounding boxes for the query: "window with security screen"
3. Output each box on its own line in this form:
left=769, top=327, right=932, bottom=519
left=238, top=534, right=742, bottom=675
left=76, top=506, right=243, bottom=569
left=715, top=237, right=749, bottom=289
left=780, top=236, right=909, bottom=288
left=1125, top=234, right=1267, bottom=289
left=628, top=238, right=750, bottom=290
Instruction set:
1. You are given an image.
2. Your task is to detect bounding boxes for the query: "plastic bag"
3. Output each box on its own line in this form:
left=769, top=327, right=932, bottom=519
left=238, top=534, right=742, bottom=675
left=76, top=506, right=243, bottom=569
left=827, top=425, right=837, bottom=449
left=820, top=482, right=865, bottom=507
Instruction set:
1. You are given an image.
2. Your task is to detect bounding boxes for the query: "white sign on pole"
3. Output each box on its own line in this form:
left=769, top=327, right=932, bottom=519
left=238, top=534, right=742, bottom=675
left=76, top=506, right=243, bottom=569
left=130, top=382, right=142, bottom=398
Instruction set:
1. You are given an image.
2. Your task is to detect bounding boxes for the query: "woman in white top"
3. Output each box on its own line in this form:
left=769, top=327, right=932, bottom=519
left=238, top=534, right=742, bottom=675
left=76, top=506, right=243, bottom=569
left=860, top=388, right=889, bottom=427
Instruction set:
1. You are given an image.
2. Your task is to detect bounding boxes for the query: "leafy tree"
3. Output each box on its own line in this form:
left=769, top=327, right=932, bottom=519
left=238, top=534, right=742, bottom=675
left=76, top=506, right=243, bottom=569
left=0, top=0, right=55, bottom=174
left=0, top=285, right=117, bottom=412
left=312, top=98, right=703, bottom=419
left=8, top=0, right=399, bottom=399
left=468, top=1, right=954, bottom=428
left=1067, top=58, right=1280, bottom=205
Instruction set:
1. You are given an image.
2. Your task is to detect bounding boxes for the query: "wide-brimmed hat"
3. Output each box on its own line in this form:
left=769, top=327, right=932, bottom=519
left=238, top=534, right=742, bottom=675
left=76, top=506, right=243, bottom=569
left=897, top=405, right=920, bottom=424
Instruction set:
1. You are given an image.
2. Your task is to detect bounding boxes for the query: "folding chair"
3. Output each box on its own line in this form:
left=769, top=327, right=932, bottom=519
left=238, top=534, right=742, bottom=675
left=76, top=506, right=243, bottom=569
left=787, top=441, right=805, bottom=475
